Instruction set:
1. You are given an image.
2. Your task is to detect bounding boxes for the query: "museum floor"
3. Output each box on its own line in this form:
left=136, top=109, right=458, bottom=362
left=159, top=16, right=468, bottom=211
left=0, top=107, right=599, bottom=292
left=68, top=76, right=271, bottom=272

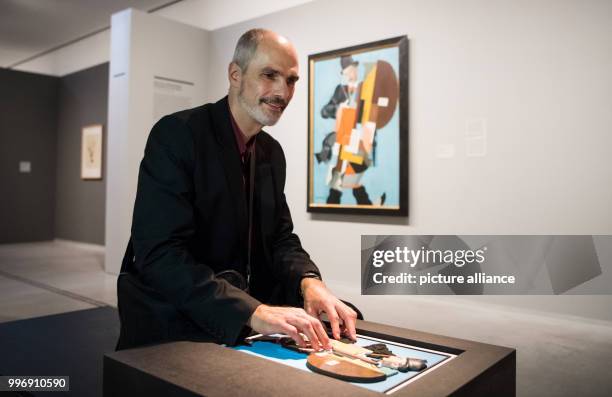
left=0, top=241, right=611, bottom=396
left=0, top=241, right=115, bottom=323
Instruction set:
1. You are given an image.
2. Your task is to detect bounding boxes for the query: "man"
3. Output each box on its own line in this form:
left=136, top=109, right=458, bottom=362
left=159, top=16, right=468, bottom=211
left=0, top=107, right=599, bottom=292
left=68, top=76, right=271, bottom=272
left=317, top=55, right=385, bottom=206
left=116, top=29, right=357, bottom=351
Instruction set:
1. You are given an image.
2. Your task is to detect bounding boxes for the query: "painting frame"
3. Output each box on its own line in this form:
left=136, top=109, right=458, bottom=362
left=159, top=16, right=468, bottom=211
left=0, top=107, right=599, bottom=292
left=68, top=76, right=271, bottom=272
left=307, top=36, right=408, bottom=216
left=80, top=124, right=104, bottom=180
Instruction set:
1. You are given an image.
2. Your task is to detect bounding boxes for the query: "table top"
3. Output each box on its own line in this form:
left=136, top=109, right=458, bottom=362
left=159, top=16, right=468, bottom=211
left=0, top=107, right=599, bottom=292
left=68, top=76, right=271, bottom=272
left=105, top=319, right=515, bottom=397
left=233, top=333, right=454, bottom=394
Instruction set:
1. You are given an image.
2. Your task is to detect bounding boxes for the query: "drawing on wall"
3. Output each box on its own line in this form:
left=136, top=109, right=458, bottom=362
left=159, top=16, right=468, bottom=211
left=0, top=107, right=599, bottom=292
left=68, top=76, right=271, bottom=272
left=307, top=36, right=408, bottom=216
left=81, top=124, right=103, bottom=180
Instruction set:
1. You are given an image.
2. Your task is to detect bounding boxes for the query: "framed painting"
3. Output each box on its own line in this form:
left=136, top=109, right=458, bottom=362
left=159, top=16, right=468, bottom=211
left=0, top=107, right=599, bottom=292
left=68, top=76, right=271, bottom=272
left=81, top=124, right=104, bottom=180
left=307, top=36, right=408, bottom=216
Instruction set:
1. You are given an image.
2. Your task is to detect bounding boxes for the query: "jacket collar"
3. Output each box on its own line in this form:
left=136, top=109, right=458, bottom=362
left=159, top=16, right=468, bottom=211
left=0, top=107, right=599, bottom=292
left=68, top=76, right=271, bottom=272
left=210, top=95, right=236, bottom=148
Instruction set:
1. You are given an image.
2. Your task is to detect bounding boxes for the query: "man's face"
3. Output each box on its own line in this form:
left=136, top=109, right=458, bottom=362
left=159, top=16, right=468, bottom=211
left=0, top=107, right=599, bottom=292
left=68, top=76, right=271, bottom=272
left=342, top=64, right=358, bottom=86
left=237, top=38, right=299, bottom=126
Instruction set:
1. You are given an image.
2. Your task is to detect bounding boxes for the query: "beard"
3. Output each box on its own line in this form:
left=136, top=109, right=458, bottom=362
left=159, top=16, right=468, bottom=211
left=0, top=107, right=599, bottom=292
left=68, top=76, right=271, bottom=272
left=238, top=83, right=287, bottom=126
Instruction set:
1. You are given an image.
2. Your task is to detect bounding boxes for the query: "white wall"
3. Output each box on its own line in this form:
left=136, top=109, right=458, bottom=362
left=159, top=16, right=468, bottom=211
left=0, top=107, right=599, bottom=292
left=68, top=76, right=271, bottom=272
left=105, top=9, right=209, bottom=274
left=203, top=0, right=612, bottom=321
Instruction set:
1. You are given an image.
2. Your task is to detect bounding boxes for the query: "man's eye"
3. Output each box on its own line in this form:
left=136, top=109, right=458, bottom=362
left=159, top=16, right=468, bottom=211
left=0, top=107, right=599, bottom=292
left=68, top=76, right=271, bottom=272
left=264, top=73, right=276, bottom=79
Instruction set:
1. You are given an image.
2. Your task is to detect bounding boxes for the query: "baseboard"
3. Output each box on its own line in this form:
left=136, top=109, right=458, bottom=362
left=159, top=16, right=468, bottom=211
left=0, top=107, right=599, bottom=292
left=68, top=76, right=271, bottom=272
left=53, top=238, right=105, bottom=253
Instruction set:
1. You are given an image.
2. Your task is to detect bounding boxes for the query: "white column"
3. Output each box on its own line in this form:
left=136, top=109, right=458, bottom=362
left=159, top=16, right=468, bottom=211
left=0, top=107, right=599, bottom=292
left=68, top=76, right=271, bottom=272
left=105, top=8, right=208, bottom=274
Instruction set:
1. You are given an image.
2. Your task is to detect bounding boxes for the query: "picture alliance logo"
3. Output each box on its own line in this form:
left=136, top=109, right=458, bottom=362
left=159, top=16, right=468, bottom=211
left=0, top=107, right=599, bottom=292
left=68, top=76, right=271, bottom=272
left=371, top=246, right=487, bottom=268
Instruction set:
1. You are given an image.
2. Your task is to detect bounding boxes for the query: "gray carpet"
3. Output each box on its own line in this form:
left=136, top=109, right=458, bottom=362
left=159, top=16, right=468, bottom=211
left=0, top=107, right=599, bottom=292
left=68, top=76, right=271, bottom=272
left=0, top=307, right=119, bottom=397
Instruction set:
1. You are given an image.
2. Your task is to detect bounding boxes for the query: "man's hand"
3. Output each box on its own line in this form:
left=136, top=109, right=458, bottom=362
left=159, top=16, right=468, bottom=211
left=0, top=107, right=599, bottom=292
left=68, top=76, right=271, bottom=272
left=300, top=278, right=358, bottom=341
left=248, top=304, right=331, bottom=350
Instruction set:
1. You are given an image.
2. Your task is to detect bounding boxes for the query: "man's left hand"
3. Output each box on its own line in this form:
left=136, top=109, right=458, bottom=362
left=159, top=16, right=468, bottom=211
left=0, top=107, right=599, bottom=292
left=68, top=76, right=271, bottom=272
left=301, top=278, right=358, bottom=341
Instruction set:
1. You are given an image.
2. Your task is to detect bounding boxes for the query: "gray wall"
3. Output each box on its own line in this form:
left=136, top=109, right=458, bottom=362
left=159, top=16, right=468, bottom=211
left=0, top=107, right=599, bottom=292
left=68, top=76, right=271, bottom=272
left=204, top=0, right=612, bottom=321
left=55, top=63, right=108, bottom=245
left=0, top=64, right=108, bottom=245
left=0, top=68, right=58, bottom=243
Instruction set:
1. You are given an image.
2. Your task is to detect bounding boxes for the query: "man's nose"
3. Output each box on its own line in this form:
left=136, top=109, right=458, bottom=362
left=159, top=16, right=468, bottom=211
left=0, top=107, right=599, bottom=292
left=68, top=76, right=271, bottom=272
left=273, top=79, right=291, bottom=101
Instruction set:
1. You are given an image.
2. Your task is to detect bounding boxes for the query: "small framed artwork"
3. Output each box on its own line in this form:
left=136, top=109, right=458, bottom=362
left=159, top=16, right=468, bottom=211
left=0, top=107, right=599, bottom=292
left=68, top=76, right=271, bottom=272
left=81, top=124, right=104, bottom=180
left=307, top=36, right=408, bottom=216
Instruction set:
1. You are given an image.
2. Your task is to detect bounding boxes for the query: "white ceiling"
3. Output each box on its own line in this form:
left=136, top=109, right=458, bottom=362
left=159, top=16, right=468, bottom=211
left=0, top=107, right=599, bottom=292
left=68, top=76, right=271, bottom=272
left=0, top=0, right=181, bottom=68
left=0, top=0, right=314, bottom=69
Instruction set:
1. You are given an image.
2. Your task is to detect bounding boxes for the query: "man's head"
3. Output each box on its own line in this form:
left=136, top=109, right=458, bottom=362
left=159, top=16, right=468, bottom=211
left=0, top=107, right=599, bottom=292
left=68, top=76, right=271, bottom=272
left=228, top=29, right=299, bottom=127
left=340, top=55, right=358, bottom=87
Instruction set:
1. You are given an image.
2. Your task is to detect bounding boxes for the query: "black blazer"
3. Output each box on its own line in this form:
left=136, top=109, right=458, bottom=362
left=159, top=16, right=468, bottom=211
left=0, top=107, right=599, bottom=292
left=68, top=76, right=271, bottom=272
left=116, top=96, right=320, bottom=350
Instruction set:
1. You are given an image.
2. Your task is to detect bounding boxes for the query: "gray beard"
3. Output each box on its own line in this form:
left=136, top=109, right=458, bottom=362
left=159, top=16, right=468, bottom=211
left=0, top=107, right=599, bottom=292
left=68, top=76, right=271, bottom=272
left=238, top=86, right=281, bottom=126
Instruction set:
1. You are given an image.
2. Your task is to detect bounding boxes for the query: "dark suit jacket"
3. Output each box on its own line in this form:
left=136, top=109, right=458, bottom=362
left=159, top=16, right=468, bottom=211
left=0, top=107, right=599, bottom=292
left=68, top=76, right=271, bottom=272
left=321, top=84, right=348, bottom=119
left=116, top=96, right=320, bottom=350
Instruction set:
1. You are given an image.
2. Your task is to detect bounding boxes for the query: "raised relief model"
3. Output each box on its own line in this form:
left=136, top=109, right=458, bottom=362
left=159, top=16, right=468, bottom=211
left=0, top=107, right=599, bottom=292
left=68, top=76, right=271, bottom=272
left=247, top=334, right=427, bottom=383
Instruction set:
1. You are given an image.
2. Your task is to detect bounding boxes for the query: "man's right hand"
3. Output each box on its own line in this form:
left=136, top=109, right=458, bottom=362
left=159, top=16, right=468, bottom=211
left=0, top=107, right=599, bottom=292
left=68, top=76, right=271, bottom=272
left=248, top=304, right=331, bottom=350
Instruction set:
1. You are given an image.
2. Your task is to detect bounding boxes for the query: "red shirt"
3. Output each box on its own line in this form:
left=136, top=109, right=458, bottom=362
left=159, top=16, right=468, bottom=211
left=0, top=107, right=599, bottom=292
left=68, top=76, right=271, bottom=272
left=229, top=105, right=257, bottom=274
left=229, top=109, right=256, bottom=166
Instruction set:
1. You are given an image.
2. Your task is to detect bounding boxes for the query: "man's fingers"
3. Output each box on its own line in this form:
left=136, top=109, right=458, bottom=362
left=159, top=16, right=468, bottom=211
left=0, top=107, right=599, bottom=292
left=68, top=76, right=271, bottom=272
left=281, top=323, right=306, bottom=347
left=303, top=306, right=330, bottom=348
left=300, top=321, right=321, bottom=350
left=326, top=305, right=342, bottom=340
left=290, top=313, right=321, bottom=350
left=252, top=305, right=335, bottom=350
left=337, top=306, right=357, bottom=341
left=304, top=303, right=317, bottom=318
left=311, top=316, right=331, bottom=349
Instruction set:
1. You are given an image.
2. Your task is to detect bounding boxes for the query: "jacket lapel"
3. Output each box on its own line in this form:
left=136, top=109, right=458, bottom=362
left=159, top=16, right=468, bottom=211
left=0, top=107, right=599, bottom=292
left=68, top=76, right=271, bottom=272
left=209, top=96, right=248, bottom=254
left=255, top=139, right=275, bottom=263
left=256, top=164, right=274, bottom=233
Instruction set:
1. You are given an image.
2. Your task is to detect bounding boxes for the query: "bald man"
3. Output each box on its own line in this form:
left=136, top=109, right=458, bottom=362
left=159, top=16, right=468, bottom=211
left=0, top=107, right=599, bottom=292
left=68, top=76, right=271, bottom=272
left=116, top=29, right=357, bottom=351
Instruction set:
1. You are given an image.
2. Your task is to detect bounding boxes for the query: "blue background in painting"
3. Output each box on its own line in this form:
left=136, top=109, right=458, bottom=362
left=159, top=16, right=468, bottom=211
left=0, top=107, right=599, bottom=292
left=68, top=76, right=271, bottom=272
left=312, top=46, right=400, bottom=206
left=233, top=334, right=451, bottom=393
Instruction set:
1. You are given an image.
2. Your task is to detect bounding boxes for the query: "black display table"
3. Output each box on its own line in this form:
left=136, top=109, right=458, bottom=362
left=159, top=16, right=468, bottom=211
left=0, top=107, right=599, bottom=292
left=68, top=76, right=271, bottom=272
left=103, top=319, right=515, bottom=397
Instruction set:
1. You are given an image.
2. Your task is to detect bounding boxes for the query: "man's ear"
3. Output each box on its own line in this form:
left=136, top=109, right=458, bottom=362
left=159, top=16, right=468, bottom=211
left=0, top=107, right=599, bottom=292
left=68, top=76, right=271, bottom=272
left=228, top=62, right=242, bottom=89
